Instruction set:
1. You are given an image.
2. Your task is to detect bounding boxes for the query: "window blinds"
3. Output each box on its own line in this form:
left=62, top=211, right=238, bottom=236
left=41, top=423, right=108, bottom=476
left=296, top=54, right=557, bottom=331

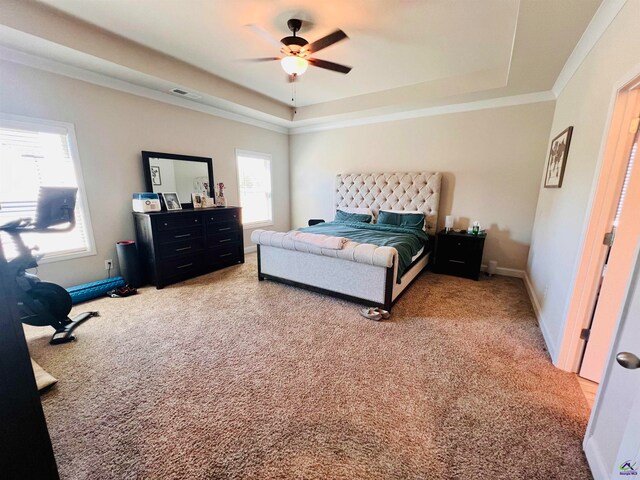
left=613, top=133, right=638, bottom=228
left=0, top=124, right=92, bottom=259
left=236, top=152, right=273, bottom=225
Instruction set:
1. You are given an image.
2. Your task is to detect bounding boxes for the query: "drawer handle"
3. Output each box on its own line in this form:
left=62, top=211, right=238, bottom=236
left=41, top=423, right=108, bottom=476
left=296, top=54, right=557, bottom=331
left=163, top=222, right=168, bottom=226
left=194, top=219, right=199, bottom=223
left=220, top=253, right=232, bottom=258
left=177, top=262, right=193, bottom=269
left=174, top=233, right=192, bottom=238
left=175, top=246, right=192, bottom=252
left=219, top=238, right=232, bottom=243
left=218, top=227, right=231, bottom=231
left=449, top=260, right=465, bottom=264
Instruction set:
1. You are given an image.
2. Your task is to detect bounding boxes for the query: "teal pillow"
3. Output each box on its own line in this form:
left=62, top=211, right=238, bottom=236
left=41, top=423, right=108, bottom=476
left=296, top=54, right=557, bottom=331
left=335, top=209, right=372, bottom=223
left=377, top=210, right=425, bottom=230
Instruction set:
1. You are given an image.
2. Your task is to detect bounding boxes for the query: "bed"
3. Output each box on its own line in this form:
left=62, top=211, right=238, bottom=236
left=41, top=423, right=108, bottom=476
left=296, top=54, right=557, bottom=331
left=251, top=172, right=441, bottom=311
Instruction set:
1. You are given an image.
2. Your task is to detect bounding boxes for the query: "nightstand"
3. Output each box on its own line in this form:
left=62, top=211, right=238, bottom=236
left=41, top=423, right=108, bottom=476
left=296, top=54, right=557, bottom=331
left=434, top=229, right=486, bottom=280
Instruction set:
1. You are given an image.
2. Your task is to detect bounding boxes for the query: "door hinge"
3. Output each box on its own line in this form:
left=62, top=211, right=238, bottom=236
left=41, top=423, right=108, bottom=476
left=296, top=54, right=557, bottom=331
left=630, top=116, right=640, bottom=135
left=603, top=231, right=615, bottom=247
left=580, top=328, right=591, bottom=341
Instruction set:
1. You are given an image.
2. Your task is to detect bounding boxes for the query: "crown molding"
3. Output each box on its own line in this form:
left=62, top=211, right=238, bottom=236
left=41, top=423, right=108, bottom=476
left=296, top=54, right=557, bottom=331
left=289, top=90, right=556, bottom=135
left=552, top=0, right=628, bottom=97
left=0, top=46, right=290, bottom=134
left=2, top=45, right=559, bottom=137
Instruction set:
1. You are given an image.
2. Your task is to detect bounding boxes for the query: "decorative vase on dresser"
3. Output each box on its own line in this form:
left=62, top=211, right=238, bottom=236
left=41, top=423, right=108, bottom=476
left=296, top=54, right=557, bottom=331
left=133, top=206, right=244, bottom=288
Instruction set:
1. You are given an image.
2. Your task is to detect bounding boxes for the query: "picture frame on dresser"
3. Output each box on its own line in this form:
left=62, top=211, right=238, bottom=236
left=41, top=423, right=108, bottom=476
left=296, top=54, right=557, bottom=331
left=161, top=192, right=182, bottom=211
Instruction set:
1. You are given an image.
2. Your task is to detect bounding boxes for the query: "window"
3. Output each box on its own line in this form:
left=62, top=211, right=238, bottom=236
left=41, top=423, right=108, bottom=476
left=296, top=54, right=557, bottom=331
left=0, top=114, right=95, bottom=262
left=236, top=149, right=273, bottom=228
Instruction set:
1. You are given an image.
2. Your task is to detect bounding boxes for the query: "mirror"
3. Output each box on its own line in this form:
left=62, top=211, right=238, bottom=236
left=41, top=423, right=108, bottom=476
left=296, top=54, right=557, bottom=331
left=141, top=151, right=214, bottom=207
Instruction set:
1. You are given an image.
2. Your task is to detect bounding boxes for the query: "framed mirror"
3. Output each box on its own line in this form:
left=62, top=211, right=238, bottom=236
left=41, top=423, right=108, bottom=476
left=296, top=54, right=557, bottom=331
left=141, top=151, right=214, bottom=208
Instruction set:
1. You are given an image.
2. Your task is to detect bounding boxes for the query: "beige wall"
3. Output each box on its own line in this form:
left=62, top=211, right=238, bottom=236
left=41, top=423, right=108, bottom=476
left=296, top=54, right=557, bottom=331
left=0, top=60, right=290, bottom=287
left=527, top=0, right=640, bottom=361
left=290, top=101, right=555, bottom=271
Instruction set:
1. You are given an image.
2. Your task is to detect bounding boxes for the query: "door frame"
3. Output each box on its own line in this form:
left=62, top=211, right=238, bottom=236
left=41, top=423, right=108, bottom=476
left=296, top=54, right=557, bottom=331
left=556, top=65, right=640, bottom=372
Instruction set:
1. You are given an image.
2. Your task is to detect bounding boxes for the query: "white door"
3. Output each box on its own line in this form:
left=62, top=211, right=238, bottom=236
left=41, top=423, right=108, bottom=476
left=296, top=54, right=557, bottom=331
left=584, top=245, right=640, bottom=480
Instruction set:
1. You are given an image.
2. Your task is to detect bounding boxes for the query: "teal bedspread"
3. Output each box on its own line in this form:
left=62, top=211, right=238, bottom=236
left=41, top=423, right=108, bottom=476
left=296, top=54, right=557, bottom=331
left=299, top=221, right=429, bottom=282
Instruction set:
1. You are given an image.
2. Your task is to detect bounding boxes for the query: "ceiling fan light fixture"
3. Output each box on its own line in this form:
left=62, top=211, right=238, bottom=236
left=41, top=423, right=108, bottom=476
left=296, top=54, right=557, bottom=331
left=281, top=56, right=308, bottom=76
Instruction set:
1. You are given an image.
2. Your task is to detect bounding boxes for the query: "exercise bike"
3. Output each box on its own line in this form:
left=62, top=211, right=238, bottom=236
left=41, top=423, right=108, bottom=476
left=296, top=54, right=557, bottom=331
left=0, top=187, right=98, bottom=345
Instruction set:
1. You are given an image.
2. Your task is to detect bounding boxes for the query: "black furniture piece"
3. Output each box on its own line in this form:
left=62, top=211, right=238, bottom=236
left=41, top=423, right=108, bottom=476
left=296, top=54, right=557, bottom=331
left=133, top=207, right=244, bottom=288
left=308, top=218, right=325, bottom=226
left=2, top=188, right=98, bottom=345
left=0, top=235, right=60, bottom=480
left=434, top=229, right=486, bottom=280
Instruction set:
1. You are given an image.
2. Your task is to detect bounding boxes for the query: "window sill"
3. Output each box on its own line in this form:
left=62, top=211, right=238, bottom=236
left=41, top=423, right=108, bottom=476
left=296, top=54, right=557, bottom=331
left=243, top=221, right=274, bottom=230
left=38, top=248, right=97, bottom=265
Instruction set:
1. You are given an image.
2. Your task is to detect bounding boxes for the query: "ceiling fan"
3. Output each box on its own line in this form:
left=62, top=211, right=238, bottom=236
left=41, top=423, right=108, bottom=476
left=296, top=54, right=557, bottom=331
left=247, top=19, right=352, bottom=80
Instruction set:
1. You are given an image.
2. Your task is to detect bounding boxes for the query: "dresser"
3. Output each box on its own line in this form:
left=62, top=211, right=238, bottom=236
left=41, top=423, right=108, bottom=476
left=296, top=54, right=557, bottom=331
left=133, top=207, right=244, bottom=288
left=434, top=229, right=486, bottom=280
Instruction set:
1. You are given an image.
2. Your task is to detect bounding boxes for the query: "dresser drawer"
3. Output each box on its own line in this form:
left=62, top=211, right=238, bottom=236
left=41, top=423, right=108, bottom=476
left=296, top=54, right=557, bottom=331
left=206, top=244, right=242, bottom=266
left=440, top=240, right=475, bottom=262
left=162, top=254, right=203, bottom=279
left=205, top=209, right=240, bottom=224
left=206, top=220, right=240, bottom=235
left=157, top=214, right=203, bottom=231
left=158, top=238, right=205, bottom=259
left=157, top=226, right=203, bottom=245
left=207, top=230, right=242, bottom=246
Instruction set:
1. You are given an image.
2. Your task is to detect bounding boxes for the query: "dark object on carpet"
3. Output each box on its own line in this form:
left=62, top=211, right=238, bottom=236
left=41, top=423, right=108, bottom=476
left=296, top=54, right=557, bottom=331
left=25, top=255, right=592, bottom=479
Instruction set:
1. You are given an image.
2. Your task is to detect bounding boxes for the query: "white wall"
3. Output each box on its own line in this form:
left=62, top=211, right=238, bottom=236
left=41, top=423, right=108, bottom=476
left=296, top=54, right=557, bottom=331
left=0, top=60, right=290, bottom=287
left=526, top=0, right=640, bottom=361
left=290, top=102, right=555, bottom=271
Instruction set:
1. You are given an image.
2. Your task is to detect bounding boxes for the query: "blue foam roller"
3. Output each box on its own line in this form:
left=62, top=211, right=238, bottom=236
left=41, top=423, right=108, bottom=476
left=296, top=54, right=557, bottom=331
left=67, top=276, right=126, bottom=304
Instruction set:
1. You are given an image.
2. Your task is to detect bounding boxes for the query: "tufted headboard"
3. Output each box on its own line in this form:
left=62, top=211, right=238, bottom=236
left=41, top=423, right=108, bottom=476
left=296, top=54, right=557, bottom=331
left=335, top=172, right=442, bottom=235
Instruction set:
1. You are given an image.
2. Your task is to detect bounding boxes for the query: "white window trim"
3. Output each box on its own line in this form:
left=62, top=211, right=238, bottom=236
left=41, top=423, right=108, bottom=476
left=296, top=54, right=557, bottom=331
left=235, top=148, right=274, bottom=230
left=0, top=112, right=97, bottom=264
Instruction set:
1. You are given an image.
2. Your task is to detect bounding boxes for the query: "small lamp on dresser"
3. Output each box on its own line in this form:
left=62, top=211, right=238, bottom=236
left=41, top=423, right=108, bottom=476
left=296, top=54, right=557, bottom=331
left=445, top=215, right=454, bottom=233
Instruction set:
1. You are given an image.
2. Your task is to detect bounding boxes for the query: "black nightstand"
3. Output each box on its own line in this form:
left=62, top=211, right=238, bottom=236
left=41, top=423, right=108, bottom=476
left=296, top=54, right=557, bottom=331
left=434, top=230, right=486, bottom=280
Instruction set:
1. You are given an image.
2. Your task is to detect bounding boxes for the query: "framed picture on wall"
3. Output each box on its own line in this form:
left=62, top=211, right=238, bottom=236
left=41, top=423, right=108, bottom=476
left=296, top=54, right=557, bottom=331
left=150, top=165, right=162, bottom=186
left=544, top=126, right=573, bottom=188
left=161, top=192, right=182, bottom=211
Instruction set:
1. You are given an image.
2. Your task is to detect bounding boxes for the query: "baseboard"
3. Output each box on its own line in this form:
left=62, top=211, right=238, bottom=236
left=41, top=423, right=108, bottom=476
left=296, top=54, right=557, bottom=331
left=523, top=271, right=558, bottom=361
left=480, top=265, right=525, bottom=278
left=583, top=437, right=609, bottom=480
left=244, top=245, right=257, bottom=254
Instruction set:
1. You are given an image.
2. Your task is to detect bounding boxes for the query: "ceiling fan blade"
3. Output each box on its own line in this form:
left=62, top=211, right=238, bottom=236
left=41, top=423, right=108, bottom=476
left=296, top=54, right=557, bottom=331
left=243, top=57, right=281, bottom=62
left=304, top=29, right=348, bottom=54
left=246, top=24, right=283, bottom=49
left=308, top=58, right=352, bottom=74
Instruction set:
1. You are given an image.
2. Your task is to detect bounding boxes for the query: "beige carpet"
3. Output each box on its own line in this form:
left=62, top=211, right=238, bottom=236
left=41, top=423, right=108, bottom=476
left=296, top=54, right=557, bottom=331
left=26, top=254, right=592, bottom=479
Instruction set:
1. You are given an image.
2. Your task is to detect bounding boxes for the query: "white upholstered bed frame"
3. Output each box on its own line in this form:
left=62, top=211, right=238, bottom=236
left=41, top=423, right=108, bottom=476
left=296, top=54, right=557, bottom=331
left=254, top=172, right=442, bottom=311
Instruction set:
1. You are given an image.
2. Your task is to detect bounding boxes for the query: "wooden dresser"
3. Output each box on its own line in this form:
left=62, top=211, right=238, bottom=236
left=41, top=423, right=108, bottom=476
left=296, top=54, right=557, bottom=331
left=133, top=206, right=244, bottom=288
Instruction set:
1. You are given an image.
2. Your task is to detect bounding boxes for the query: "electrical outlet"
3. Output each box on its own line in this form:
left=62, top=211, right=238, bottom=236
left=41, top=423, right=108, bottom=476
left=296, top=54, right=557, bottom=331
left=105, top=259, right=113, bottom=271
